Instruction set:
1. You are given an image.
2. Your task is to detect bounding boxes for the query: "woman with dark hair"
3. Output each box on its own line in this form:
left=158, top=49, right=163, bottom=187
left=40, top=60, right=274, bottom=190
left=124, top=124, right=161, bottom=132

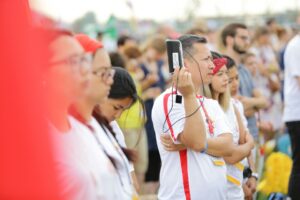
left=93, top=66, right=144, bottom=193
left=225, top=54, right=258, bottom=200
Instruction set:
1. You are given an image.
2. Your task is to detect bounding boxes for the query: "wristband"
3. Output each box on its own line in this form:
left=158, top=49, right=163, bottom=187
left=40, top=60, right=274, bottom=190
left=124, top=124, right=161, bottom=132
left=201, top=141, right=208, bottom=153
left=251, top=172, right=259, bottom=180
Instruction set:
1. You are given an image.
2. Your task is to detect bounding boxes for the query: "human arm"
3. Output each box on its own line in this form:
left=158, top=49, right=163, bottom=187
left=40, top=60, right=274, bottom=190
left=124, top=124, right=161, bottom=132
left=223, top=132, right=254, bottom=164
left=174, top=67, right=207, bottom=151
left=246, top=153, right=257, bottom=194
left=131, top=171, right=140, bottom=193
left=140, top=72, right=159, bottom=91
left=161, top=133, right=234, bottom=157
left=238, top=89, right=268, bottom=112
left=223, top=106, right=254, bottom=164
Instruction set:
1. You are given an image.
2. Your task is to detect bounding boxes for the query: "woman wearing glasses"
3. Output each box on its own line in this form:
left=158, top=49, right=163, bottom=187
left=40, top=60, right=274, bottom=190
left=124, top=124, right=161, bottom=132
left=44, top=29, right=104, bottom=199
left=71, top=34, right=138, bottom=200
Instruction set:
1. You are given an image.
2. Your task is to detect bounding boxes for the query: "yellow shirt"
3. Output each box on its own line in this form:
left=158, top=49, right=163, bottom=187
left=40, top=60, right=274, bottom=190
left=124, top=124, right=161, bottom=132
left=117, top=73, right=145, bottom=129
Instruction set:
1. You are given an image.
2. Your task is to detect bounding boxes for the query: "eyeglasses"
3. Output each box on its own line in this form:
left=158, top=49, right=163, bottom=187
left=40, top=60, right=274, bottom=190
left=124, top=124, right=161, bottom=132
left=50, top=53, right=92, bottom=70
left=92, top=67, right=115, bottom=82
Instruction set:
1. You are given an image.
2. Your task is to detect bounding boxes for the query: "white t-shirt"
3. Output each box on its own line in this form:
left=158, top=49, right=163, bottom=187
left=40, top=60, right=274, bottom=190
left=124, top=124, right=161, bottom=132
left=225, top=99, right=244, bottom=200
left=152, top=88, right=231, bottom=200
left=111, top=120, right=135, bottom=172
left=89, top=118, right=133, bottom=200
left=50, top=116, right=120, bottom=200
left=283, top=34, right=300, bottom=122
left=232, top=98, right=248, bottom=130
left=232, top=98, right=250, bottom=167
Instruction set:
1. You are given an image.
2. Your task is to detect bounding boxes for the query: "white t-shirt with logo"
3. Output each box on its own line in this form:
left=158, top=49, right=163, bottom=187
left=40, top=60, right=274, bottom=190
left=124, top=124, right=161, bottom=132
left=284, top=34, right=300, bottom=122
left=152, top=88, right=231, bottom=200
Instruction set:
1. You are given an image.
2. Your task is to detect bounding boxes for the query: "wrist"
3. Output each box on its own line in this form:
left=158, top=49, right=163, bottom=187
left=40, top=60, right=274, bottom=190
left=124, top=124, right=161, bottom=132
left=182, top=93, right=195, bottom=99
left=250, top=172, right=259, bottom=181
left=200, top=141, right=208, bottom=153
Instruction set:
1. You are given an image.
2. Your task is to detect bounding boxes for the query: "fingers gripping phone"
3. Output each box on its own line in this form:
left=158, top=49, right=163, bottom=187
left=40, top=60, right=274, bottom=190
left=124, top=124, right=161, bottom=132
left=166, top=39, right=184, bottom=73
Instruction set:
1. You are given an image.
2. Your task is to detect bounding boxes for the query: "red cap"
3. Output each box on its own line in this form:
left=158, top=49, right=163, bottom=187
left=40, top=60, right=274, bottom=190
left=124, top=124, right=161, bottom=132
left=75, top=34, right=103, bottom=53
left=212, top=57, right=227, bottom=75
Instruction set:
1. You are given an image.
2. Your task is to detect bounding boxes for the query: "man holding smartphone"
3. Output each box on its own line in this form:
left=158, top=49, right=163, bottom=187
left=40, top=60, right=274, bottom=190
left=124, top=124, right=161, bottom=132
left=152, top=35, right=234, bottom=200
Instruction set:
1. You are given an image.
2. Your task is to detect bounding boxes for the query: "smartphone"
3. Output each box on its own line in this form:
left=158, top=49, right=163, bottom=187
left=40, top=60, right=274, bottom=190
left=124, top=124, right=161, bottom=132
left=166, top=39, right=184, bottom=73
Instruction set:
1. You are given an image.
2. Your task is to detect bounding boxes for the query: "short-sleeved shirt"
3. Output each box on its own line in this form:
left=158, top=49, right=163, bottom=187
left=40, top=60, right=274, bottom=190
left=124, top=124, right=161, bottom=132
left=283, top=34, right=300, bottom=122
left=238, top=64, right=259, bottom=140
left=232, top=98, right=248, bottom=131
left=152, top=88, right=231, bottom=200
left=111, top=120, right=135, bottom=172
left=50, top=116, right=121, bottom=200
left=88, top=118, right=133, bottom=200
left=225, top=100, right=245, bottom=200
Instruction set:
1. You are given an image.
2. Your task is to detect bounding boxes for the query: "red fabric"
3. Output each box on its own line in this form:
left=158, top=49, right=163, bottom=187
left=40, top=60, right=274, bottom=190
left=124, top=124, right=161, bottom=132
left=179, top=150, right=191, bottom=200
left=163, top=91, right=191, bottom=200
left=212, top=57, right=227, bottom=75
left=163, top=91, right=177, bottom=141
left=75, top=34, right=103, bottom=53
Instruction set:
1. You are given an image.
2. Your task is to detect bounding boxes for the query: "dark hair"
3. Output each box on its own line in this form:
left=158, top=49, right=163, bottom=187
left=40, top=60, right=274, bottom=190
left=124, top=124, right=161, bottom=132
left=221, top=23, right=247, bottom=47
left=92, top=108, right=136, bottom=162
left=178, top=34, right=207, bottom=59
left=117, top=35, right=133, bottom=47
left=211, top=51, right=223, bottom=59
left=93, top=67, right=144, bottom=162
left=223, top=55, right=236, bottom=70
left=109, top=52, right=126, bottom=68
left=109, top=67, right=138, bottom=103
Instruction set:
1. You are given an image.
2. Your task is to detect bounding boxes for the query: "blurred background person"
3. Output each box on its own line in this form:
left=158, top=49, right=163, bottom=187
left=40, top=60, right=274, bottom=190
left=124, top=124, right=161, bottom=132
left=283, top=30, right=300, bottom=200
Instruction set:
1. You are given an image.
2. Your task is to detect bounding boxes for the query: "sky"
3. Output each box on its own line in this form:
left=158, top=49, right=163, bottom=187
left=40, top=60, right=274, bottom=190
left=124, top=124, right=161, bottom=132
left=30, top=0, right=300, bottom=23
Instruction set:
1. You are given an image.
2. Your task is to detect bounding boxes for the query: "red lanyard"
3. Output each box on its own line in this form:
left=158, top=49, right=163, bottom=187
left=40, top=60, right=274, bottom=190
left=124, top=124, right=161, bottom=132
left=198, top=97, right=214, bottom=137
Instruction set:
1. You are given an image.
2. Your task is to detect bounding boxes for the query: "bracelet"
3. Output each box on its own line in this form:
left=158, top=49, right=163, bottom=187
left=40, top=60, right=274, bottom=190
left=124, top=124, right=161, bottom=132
left=250, top=172, right=259, bottom=180
left=201, top=141, right=208, bottom=153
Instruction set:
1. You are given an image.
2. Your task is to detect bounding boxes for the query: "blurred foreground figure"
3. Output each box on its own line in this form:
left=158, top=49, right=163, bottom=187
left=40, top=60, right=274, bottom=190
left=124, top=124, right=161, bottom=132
left=0, top=1, right=62, bottom=199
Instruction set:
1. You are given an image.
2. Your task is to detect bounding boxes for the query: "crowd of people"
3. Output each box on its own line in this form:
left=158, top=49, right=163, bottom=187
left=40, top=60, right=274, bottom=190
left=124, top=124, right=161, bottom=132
left=36, top=16, right=300, bottom=200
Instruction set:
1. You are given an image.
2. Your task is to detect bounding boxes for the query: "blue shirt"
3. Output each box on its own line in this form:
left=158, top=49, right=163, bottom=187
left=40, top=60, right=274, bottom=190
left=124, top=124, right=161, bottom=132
left=238, top=64, right=259, bottom=140
left=141, top=60, right=166, bottom=151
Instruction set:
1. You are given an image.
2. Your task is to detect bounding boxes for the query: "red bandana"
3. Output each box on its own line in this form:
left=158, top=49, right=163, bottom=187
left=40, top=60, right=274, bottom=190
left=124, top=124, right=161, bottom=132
left=75, top=34, right=103, bottom=53
left=212, top=57, right=227, bottom=75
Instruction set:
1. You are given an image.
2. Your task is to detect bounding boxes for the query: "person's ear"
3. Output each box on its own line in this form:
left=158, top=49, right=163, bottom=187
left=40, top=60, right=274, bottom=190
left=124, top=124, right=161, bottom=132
left=226, top=36, right=234, bottom=46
